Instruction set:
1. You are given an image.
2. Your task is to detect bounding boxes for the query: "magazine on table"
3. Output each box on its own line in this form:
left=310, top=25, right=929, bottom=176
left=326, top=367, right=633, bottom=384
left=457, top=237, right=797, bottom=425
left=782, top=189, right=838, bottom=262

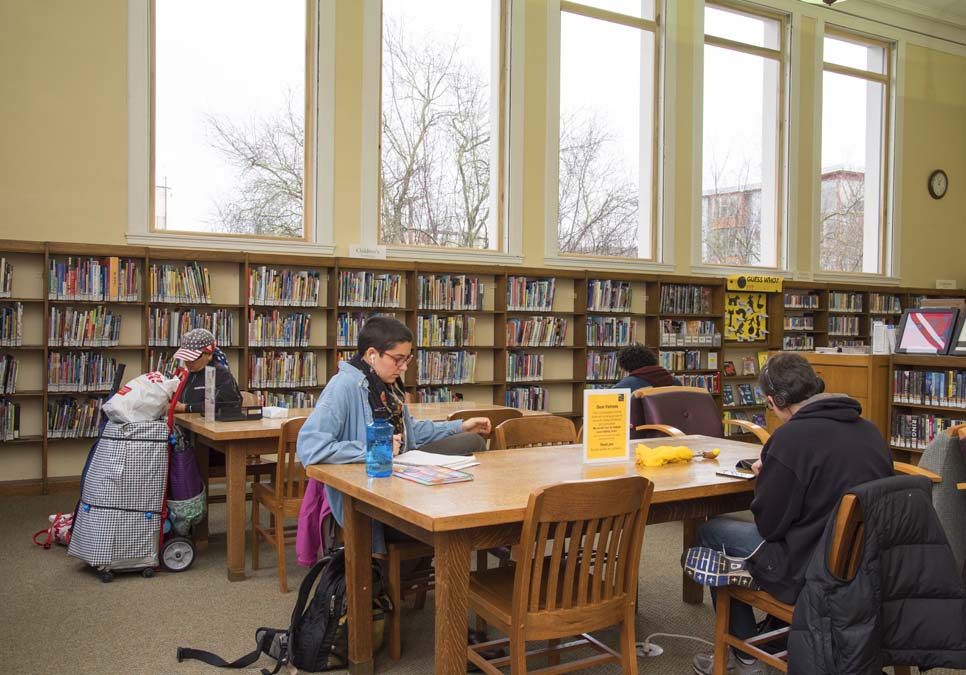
left=392, top=464, right=474, bottom=485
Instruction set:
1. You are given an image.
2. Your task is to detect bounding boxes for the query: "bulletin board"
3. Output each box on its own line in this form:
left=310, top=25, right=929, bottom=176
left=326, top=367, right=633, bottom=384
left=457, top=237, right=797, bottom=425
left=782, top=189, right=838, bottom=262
left=725, top=292, right=769, bottom=342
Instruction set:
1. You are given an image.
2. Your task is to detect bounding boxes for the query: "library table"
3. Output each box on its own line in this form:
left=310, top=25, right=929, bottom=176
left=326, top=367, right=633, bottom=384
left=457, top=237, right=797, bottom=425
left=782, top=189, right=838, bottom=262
left=174, top=402, right=544, bottom=581
left=307, top=434, right=762, bottom=675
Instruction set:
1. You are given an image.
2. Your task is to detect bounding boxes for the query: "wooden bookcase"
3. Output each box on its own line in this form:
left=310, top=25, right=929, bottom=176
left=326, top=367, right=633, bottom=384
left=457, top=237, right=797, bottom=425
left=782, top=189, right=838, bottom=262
left=889, top=354, right=966, bottom=463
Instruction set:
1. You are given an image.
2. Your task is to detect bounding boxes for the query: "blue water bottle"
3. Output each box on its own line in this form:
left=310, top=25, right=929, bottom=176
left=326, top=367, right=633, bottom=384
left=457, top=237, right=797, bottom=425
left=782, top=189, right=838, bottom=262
left=366, top=410, right=394, bottom=478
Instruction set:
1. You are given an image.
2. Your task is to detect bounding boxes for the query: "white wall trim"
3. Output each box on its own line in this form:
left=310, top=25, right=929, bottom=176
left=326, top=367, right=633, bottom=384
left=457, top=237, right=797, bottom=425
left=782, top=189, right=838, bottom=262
left=809, top=17, right=825, bottom=278
left=658, top=0, right=676, bottom=266
left=813, top=272, right=902, bottom=286
left=126, top=232, right=335, bottom=255
left=543, top=0, right=562, bottom=263
left=689, top=0, right=705, bottom=270
left=543, top=255, right=675, bottom=273
left=359, top=0, right=381, bottom=248
left=383, top=247, right=523, bottom=265
left=888, top=39, right=905, bottom=280
left=127, top=0, right=150, bottom=239
left=783, top=10, right=800, bottom=275
left=505, top=0, right=525, bottom=258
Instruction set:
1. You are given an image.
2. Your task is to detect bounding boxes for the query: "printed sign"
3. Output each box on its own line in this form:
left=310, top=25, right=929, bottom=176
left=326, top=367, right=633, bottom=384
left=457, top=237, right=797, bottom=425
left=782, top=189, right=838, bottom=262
left=725, top=292, right=769, bottom=342
left=204, top=366, right=216, bottom=423
left=582, top=388, right=631, bottom=464
left=726, top=274, right=783, bottom=292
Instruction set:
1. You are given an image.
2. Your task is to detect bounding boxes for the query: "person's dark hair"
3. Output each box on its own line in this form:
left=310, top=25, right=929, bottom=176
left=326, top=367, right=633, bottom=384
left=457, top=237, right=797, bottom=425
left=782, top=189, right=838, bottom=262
left=759, top=353, right=823, bottom=408
left=617, top=343, right=658, bottom=372
left=357, top=316, right=413, bottom=355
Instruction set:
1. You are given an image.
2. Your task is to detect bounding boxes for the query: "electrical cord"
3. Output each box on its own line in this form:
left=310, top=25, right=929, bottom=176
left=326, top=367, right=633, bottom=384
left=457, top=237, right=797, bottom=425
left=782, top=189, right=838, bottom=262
left=636, top=632, right=714, bottom=658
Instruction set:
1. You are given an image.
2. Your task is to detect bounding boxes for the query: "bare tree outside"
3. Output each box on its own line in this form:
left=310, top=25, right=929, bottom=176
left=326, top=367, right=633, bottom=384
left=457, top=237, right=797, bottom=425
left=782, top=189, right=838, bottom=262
left=702, top=148, right=763, bottom=266
left=819, top=169, right=865, bottom=273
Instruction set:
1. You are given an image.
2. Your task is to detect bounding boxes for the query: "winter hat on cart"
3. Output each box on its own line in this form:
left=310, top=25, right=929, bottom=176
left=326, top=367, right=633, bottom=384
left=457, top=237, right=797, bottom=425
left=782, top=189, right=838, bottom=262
left=173, top=328, right=217, bottom=363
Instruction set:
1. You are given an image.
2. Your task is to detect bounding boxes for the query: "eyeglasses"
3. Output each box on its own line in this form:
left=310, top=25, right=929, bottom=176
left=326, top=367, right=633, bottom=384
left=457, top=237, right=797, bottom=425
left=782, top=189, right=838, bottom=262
left=382, top=351, right=415, bottom=366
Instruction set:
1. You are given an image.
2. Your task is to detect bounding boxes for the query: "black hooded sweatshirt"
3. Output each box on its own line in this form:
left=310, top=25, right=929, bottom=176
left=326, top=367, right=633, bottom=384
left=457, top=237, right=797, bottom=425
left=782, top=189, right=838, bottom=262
left=746, top=394, right=893, bottom=604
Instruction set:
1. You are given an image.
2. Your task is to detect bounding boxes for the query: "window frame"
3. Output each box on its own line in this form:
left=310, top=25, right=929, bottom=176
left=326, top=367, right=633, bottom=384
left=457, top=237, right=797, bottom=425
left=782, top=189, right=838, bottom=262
left=359, top=0, right=524, bottom=264
left=126, top=0, right=336, bottom=254
left=544, top=0, right=672, bottom=272
left=693, top=0, right=789, bottom=274
left=815, top=25, right=893, bottom=278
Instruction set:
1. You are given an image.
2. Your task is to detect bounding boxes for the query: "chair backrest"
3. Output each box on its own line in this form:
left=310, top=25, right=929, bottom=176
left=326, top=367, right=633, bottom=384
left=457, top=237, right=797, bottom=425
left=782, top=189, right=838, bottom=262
left=491, top=415, right=577, bottom=450
left=447, top=407, right=523, bottom=439
left=512, top=476, right=654, bottom=635
left=634, top=386, right=724, bottom=438
left=276, top=416, right=309, bottom=501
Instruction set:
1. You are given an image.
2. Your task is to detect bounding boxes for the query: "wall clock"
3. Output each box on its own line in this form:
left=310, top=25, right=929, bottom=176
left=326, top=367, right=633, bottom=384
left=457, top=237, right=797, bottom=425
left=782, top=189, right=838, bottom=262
left=928, top=169, right=948, bottom=200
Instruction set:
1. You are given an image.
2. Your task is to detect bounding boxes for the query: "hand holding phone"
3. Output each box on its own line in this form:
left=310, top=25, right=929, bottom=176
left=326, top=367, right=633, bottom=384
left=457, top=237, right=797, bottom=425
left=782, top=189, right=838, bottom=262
left=716, top=468, right=756, bottom=480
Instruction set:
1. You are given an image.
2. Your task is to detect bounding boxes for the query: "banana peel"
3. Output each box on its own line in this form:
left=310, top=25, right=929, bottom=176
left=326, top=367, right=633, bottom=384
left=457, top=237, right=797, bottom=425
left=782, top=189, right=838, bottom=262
left=635, top=443, right=720, bottom=467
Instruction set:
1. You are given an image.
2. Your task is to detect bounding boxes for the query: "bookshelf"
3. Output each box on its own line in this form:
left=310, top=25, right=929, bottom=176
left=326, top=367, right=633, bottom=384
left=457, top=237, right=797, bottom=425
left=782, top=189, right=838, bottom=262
left=655, top=278, right=724, bottom=398
left=781, top=284, right=825, bottom=351
left=889, top=354, right=966, bottom=463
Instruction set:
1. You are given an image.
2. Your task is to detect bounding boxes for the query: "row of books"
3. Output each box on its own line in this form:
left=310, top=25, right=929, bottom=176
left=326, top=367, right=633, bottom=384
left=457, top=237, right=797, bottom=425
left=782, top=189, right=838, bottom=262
left=659, top=284, right=713, bottom=315
left=829, top=338, right=866, bottom=348
left=506, top=352, right=545, bottom=382
left=586, top=351, right=620, bottom=381
left=507, top=277, right=555, bottom=311
left=659, top=350, right=716, bottom=371
left=829, top=292, right=863, bottom=312
left=48, top=257, right=141, bottom=302
left=869, top=293, right=902, bottom=314
left=149, top=262, right=212, bottom=304
left=416, top=351, right=477, bottom=385
left=48, top=306, right=121, bottom=346
left=893, top=369, right=966, bottom=409
left=0, top=400, right=18, bottom=440
left=723, top=355, right=764, bottom=377
left=722, top=383, right=766, bottom=407
left=0, top=302, right=23, bottom=346
left=247, top=352, right=318, bottom=388
left=679, top=373, right=721, bottom=393
left=587, top=279, right=632, bottom=313
left=414, top=387, right=465, bottom=403
left=586, top=317, right=634, bottom=347
left=507, top=317, right=567, bottom=347
left=0, top=258, right=12, bottom=298
left=336, top=311, right=397, bottom=347
left=783, top=335, right=815, bottom=351
left=251, top=389, right=317, bottom=409
left=149, top=349, right=178, bottom=376
left=505, top=386, right=548, bottom=411
left=149, top=308, right=235, bottom=347
left=416, top=274, right=484, bottom=311
left=828, top=316, right=861, bottom=336
left=248, top=267, right=322, bottom=307
left=0, top=355, right=17, bottom=394
left=47, top=396, right=102, bottom=438
left=784, top=316, right=814, bottom=330
left=724, top=409, right=766, bottom=431
left=659, top=319, right=720, bottom=347
left=337, top=271, right=401, bottom=307
left=783, top=292, right=820, bottom=309
left=47, top=352, right=117, bottom=392
left=249, top=310, right=311, bottom=347
left=890, top=413, right=966, bottom=450
left=417, top=314, right=476, bottom=347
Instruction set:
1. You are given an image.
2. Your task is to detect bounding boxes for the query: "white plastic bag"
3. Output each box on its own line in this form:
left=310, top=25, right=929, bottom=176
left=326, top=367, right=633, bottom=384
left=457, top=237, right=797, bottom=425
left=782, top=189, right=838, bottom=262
left=102, top=371, right=181, bottom=423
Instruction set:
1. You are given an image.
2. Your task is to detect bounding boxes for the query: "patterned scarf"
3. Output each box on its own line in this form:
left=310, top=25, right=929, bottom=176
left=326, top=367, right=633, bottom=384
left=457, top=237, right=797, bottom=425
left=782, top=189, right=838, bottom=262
left=348, top=354, right=406, bottom=442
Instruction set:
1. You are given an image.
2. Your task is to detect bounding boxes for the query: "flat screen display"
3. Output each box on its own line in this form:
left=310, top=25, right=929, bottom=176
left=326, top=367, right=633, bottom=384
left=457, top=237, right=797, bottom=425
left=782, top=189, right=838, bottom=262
left=948, top=312, right=966, bottom=356
left=895, top=308, right=959, bottom=355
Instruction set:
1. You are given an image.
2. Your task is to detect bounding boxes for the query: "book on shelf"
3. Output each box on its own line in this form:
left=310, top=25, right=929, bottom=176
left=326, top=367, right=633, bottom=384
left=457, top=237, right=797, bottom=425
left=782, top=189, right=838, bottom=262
left=507, top=276, right=556, bottom=311
left=707, top=352, right=718, bottom=370
left=723, top=361, right=737, bottom=377
left=757, top=351, right=769, bottom=369
left=338, top=270, right=401, bottom=307
left=0, top=302, right=23, bottom=346
left=248, top=266, right=321, bottom=307
left=587, top=279, right=632, bottom=312
left=740, top=356, right=758, bottom=376
left=751, top=412, right=766, bottom=427
left=737, top=383, right=756, bottom=406
left=149, top=262, right=211, bottom=303
left=392, top=464, right=474, bottom=485
left=722, top=384, right=735, bottom=407
left=417, top=274, right=484, bottom=311
left=393, top=450, right=479, bottom=470
left=659, top=284, right=713, bottom=315
left=0, top=257, right=12, bottom=298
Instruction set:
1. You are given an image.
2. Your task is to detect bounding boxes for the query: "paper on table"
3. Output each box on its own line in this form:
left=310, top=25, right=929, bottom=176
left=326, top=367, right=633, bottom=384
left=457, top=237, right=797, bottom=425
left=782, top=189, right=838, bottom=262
left=393, top=450, right=479, bottom=469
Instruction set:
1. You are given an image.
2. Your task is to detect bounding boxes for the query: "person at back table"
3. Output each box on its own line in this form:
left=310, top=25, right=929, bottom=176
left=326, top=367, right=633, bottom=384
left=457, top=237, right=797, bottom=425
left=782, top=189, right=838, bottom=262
left=171, top=327, right=241, bottom=413
left=612, top=342, right=679, bottom=391
left=681, top=352, right=893, bottom=675
left=296, top=316, right=491, bottom=553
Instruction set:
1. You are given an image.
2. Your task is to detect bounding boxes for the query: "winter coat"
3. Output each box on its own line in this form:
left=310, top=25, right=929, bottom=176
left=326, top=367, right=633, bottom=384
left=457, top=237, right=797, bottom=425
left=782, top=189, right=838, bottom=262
left=788, top=474, right=966, bottom=674
left=747, top=394, right=893, bottom=603
left=177, top=363, right=241, bottom=413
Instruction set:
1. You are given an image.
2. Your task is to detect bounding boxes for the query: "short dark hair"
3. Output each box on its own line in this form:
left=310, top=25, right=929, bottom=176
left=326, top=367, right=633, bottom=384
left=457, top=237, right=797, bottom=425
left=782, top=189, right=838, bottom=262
left=357, top=315, right=413, bottom=355
left=759, top=353, right=823, bottom=407
left=617, top=343, right=658, bottom=372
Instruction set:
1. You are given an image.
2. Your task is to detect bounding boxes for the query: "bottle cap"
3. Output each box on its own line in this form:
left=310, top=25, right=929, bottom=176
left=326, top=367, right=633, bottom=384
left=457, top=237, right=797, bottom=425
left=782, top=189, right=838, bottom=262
left=373, top=409, right=389, bottom=420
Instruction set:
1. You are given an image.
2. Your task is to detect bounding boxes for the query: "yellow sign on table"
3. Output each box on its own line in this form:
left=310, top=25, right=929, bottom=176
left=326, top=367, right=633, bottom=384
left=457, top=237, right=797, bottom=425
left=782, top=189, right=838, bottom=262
left=582, top=388, right=631, bottom=464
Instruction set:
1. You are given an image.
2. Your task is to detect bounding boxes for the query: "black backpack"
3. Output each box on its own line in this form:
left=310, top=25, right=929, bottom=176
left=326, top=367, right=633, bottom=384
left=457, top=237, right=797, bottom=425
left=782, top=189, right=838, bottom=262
left=177, top=548, right=391, bottom=674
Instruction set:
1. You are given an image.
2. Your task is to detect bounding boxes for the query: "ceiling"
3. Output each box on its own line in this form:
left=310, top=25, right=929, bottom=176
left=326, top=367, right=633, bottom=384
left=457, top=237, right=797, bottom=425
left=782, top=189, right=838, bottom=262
left=860, top=0, right=966, bottom=30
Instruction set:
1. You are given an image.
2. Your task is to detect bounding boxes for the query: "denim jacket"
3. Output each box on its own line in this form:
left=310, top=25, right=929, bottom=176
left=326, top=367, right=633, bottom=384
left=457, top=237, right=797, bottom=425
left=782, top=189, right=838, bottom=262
left=296, top=361, right=461, bottom=552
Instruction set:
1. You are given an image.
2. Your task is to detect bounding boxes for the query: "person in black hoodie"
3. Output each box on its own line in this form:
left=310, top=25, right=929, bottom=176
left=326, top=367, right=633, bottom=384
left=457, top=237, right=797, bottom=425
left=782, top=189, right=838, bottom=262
left=683, top=352, right=893, bottom=675
left=612, top=342, right=679, bottom=391
left=172, top=328, right=241, bottom=413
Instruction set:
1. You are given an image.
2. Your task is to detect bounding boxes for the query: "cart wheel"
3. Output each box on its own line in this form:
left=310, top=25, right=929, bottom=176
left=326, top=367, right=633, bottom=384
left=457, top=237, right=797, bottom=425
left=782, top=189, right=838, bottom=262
left=141, top=567, right=155, bottom=578
left=161, top=537, right=195, bottom=572
left=100, top=570, right=114, bottom=583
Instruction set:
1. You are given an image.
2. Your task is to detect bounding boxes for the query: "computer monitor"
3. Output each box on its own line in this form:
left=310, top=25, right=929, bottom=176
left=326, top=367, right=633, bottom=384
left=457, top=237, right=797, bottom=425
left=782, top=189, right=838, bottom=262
left=894, top=307, right=959, bottom=355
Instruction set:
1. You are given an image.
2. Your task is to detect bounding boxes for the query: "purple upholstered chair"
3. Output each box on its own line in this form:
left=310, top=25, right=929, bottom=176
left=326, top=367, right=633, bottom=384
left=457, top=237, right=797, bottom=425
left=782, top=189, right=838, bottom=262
left=632, top=386, right=770, bottom=444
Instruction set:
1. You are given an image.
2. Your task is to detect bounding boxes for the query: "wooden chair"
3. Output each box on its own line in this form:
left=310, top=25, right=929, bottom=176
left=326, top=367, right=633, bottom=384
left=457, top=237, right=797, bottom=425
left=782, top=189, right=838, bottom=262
left=491, top=415, right=577, bottom=450
left=466, top=475, right=655, bottom=675
left=711, top=462, right=941, bottom=674
left=633, top=386, right=771, bottom=444
left=385, top=540, right=435, bottom=660
left=447, top=407, right=523, bottom=444
left=251, top=416, right=308, bottom=593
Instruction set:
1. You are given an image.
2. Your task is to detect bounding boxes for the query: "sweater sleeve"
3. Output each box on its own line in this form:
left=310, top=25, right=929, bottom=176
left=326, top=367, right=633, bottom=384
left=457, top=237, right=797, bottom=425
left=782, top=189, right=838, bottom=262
left=297, top=393, right=366, bottom=466
left=751, top=455, right=807, bottom=542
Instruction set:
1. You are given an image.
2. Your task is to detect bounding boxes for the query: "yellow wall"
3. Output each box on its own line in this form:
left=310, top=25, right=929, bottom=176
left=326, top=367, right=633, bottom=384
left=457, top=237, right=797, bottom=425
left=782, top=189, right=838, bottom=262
left=2, top=0, right=965, bottom=287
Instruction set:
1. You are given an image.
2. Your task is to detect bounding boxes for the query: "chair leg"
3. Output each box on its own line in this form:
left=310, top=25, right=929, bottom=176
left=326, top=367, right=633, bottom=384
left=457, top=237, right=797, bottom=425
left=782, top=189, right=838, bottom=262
left=619, top=611, right=639, bottom=675
left=275, top=507, right=288, bottom=593
left=547, top=638, right=561, bottom=667
left=713, top=589, right=732, bottom=675
left=475, top=549, right=488, bottom=633
left=387, top=547, right=403, bottom=660
left=251, top=496, right=260, bottom=571
left=510, top=625, right=527, bottom=675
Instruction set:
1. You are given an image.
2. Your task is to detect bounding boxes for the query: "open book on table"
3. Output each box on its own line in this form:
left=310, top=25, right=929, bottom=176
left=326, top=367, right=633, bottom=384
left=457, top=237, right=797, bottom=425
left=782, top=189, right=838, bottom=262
left=393, top=449, right=479, bottom=470
left=392, top=465, right=474, bottom=485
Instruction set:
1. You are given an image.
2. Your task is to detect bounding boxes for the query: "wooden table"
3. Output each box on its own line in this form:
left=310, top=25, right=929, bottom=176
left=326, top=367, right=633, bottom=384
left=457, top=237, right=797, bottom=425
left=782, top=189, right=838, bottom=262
left=174, top=402, right=543, bottom=581
left=306, top=435, right=762, bottom=675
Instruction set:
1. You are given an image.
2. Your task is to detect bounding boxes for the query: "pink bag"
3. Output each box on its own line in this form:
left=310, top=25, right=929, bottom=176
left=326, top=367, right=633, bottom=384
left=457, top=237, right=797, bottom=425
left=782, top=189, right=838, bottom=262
left=33, top=512, right=73, bottom=549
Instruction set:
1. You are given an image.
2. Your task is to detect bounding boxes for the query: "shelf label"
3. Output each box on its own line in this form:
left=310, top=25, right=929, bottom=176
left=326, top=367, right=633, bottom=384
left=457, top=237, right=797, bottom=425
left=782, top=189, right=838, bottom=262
left=349, top=244, right=387, bottom=260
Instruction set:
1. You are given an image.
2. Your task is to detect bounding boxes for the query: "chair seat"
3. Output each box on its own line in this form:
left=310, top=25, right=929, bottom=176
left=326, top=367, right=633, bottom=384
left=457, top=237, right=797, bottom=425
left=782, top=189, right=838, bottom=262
left=727, top=588, right=794, bottom=622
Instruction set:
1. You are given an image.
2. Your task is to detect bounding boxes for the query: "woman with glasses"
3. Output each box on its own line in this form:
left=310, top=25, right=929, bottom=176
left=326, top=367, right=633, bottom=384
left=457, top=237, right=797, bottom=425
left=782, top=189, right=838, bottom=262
left=296, top=315, right=491, bottom=554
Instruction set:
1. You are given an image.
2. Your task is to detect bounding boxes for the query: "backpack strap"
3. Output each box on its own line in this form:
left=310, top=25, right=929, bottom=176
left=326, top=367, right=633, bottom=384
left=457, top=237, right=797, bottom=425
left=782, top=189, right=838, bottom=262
left=289, top=553, right=331, bottom=630
left=176, top=629, right=279, bottom=670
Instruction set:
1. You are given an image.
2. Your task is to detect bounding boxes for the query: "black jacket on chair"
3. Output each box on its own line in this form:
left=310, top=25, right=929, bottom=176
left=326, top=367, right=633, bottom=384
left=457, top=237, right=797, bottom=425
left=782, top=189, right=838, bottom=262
left=788, top=474, right=966, bottom=674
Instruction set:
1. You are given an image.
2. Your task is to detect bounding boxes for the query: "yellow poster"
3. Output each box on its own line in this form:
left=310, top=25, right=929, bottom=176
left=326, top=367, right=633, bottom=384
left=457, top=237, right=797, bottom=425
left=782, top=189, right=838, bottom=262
left=582, top=389, right=631, bottom=464
left=725, top=292, right=769, bottom=342
left=726, top=274, right=783, bottom=292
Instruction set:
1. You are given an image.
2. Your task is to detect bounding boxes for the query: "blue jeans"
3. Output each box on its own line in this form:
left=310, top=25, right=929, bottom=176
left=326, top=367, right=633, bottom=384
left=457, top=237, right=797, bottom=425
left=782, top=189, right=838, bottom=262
left=695, top=516, right=764, bottom=639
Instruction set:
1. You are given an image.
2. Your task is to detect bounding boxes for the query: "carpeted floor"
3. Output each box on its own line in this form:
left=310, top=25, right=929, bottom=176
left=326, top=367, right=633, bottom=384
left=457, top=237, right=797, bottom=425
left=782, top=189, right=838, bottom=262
left=2, top=493, right=960, bottom=675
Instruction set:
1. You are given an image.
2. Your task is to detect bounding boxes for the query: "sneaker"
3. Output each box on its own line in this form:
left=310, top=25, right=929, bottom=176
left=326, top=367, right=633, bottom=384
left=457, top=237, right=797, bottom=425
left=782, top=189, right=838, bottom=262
left=693, top=651, right=764, bottom=675
left=682, top=547, right=757, bottom=588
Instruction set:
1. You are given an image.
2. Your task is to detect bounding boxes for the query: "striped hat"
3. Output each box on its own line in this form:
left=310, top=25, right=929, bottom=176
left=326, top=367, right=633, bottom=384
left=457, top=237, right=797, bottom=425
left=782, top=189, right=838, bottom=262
left=173, top=328, right=216, bottom=363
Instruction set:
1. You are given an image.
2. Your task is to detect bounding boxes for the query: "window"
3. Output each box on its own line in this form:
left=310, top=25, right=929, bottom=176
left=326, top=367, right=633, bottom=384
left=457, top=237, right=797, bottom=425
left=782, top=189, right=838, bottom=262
left=819, top=30, right=891, bottom=274
left=379, top=0, right=506, bottom=250
left=153, top=1, right=311, bottom=239
left=556, top=1, right=658, bottom=259
left=700, top=3, right=785, bottom=268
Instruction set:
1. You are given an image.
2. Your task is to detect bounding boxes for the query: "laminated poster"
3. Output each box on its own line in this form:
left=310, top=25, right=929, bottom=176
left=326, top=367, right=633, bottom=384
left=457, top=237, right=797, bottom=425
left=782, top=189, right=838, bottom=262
left=582, top=388, right=631, bottom=464
left=204, top=366, right=216, bottom=423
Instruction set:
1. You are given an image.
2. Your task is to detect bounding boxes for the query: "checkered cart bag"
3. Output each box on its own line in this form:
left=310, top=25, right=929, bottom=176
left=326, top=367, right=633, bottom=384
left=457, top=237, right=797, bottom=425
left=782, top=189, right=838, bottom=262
left=68, top=420, right=170, bottom=569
